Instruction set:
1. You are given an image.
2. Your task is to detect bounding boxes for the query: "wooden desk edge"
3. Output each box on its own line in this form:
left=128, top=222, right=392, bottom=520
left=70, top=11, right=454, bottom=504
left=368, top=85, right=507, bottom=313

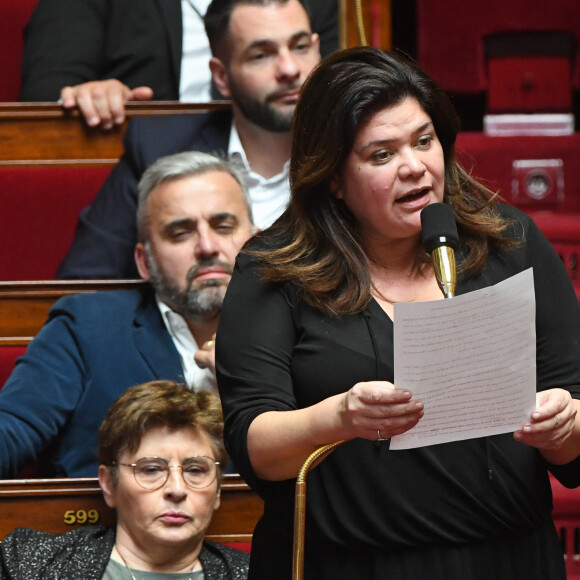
left=0, top=101, right=232, bottom=120
left=0, top=474, right=252, bottom=494
left=0, top=279, right=147, bottom=297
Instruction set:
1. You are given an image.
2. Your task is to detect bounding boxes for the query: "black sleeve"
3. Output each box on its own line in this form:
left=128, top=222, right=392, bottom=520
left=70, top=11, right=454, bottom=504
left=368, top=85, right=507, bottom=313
left=55, top=119, right=144, bottom=279
left=216, top=253, right=299, bottom=495
left=522, top=215, right=580, bottom=398
left=0, top=300, right=89, bottom=477
left=520, top=213, right=580, bottom=486
left=20, top=0, right=108, bottom=101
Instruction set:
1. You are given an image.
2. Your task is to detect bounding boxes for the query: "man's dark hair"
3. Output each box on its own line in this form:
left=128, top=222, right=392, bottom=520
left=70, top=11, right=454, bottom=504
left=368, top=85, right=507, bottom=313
left=204, top=0, right=311, bottom=60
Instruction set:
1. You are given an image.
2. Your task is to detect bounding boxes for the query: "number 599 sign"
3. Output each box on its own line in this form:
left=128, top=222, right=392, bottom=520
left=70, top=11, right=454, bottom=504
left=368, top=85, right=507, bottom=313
left=63, top=509, right=100, bottom=525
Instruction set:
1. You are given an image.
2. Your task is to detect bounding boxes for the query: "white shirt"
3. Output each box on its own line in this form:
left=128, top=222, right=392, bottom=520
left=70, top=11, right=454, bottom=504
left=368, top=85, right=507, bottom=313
left=228, top=122, right=291, bottom=229
left=180, top=0, right=213, bottom=102
left=157, top=299, right=216, bottom=392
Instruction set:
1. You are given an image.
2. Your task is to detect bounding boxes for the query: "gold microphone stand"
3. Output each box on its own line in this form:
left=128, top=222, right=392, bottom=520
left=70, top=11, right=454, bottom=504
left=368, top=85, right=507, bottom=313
left=431, top=245, right=457, bottom=299
left=292, top=440, right=345, bottom=580
left=292, top=4, right=369, bottom=570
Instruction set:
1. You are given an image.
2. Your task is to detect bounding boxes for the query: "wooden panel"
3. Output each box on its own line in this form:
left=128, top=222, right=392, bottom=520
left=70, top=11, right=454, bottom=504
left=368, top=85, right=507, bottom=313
left=0, top=280, right=146, bottom=344
left=339, top=0, right=391, bottom=50
left=0, top=101, right=231, bottom=165
left=0, top=475, right=263, bottom=543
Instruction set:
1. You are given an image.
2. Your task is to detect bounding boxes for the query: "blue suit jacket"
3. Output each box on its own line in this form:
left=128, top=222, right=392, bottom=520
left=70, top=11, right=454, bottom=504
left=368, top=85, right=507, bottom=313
left=57, top=109, right=232, bottom=279
left=0, top=287, right=184, bottom=478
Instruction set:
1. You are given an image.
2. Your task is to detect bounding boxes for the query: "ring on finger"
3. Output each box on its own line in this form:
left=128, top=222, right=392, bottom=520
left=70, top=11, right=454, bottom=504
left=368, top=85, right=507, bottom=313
left=377, top=430, right=387, bottom=441
left=203, top=339, right=215, bottom=350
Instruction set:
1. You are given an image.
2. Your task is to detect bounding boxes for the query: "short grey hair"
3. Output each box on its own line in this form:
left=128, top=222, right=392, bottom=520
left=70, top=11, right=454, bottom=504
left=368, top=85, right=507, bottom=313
left=136, top=150, right=253, bottom=242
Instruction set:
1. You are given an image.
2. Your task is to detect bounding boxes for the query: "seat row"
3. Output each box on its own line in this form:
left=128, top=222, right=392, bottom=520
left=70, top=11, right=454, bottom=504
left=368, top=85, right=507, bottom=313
left=3, top=104, right=580, bottom=299
left=2, top=102, right=580, bottom=575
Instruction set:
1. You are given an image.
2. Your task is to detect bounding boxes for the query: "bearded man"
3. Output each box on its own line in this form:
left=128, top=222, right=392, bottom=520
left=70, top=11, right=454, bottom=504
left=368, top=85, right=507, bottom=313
left=57, top=0, right=321, bottom=279
left=0, top=151, right=254, bottom=478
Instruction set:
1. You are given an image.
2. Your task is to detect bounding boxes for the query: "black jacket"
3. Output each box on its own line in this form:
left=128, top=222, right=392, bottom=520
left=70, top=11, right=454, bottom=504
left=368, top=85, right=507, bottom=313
left=20, top=0, right=338, bottom=101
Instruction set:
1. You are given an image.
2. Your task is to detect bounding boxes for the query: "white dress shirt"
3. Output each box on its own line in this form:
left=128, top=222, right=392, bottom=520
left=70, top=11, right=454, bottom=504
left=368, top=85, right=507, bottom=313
left=180, top=0, right=213, bottom=102
left=157, top=299, right=216, bottom=392
left=228, top=122, right=291, bottom=229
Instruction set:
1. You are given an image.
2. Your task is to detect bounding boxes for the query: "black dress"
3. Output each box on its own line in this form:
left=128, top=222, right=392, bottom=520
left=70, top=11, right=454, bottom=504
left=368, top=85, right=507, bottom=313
left=217, top=205, right=580, bottom=580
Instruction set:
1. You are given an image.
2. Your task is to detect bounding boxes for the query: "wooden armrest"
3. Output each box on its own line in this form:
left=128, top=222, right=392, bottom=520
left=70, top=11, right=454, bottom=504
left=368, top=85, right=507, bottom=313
left=0, top=102, right=232, bottom=165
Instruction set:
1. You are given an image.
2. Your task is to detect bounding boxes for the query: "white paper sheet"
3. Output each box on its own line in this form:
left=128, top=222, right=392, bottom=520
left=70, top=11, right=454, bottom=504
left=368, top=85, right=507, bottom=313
left=390, top=268, right=536, bottom=450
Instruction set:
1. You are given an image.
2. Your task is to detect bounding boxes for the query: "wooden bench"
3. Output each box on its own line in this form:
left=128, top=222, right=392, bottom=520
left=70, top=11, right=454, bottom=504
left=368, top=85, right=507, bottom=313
left=0, top=102, right=232, bottom=165
left=0, top=474, right=263, bottom=545
left=0, top=280, right=146, bottom=389
left=0, top=280, right=146, bottom=345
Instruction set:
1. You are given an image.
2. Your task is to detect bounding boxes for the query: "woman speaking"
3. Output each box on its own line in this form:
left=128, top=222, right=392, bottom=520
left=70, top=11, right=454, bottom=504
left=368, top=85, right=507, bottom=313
left=216, top=46, right=580, bottom=579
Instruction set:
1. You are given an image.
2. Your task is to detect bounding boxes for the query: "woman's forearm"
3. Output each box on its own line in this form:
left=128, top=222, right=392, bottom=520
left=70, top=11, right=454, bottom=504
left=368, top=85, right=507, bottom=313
left=247, top=394, right=350, bottom=481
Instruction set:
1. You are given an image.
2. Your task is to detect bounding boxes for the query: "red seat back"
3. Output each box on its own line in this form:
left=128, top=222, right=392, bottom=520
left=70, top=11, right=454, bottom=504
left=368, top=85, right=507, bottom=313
left=455, top=132, right=580, bottom=213
left=417, top=0, right=580, bottom=97
left=0, top=0, right=39, bottom=102
left=222, top=542, right=252, bottom=554
left=0, top=165, right=111, bottom=280
left=551, top=474, right=580, bottom=579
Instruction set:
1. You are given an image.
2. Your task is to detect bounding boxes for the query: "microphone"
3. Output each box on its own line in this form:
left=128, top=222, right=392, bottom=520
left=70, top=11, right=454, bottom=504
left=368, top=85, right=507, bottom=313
left=421, top=203, right=459, bottom=299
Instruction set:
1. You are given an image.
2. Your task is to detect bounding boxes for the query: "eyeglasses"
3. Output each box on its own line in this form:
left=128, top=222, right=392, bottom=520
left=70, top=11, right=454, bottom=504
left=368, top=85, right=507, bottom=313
left=114, top=456, right=220, bottom=490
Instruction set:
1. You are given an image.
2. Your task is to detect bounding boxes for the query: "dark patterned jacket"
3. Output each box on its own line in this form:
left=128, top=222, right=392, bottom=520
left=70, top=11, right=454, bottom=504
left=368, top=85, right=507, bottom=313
left=0, top=526, right=249, bottom=579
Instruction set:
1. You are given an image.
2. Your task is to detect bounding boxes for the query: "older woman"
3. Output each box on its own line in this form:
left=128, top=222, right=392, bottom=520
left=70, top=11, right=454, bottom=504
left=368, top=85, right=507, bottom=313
left=0, top=381, right=249, bottom=579
left=216, top=47, right=580, bottom=579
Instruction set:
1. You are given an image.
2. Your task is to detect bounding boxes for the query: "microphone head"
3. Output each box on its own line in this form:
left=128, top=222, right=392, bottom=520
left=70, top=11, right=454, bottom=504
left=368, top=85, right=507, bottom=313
left=421, top=203, right=459, bottom=253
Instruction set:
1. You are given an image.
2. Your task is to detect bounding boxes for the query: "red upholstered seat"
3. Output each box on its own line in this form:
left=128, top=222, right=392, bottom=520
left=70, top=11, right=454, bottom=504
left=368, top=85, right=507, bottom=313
left=486, top=54, right=573, bottom=114
left=526, top=211, right=580, bottom=302
left=416, top=0, right=580, bottom=128
left=455, top=132, right=580, bottom=303
left=0, top=165, right=111, bottom=280
left=0, top=0, right=39, bottom=102
left=416, top=0, right=580, bottom=98
left=222, top=542, right=252, bottom=554
left=455, top=132, right=580, bottom=212
left=551, top=474, right=580, bottom=579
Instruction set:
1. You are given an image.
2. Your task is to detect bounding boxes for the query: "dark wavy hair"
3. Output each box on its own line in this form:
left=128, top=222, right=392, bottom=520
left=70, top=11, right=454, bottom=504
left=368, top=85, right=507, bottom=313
left=248, top=46, right=516, bottom=315
left=204, top=0, right=311, bottom=61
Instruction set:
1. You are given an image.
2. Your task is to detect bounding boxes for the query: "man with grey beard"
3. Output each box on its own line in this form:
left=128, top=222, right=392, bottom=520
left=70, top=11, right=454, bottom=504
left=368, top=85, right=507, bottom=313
left=0, top=151, right=254, bottom=478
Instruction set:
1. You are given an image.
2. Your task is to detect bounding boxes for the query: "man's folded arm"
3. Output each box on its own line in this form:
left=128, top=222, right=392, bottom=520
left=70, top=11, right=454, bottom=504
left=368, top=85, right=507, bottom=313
left=0, top=312, right=86, bottom=477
